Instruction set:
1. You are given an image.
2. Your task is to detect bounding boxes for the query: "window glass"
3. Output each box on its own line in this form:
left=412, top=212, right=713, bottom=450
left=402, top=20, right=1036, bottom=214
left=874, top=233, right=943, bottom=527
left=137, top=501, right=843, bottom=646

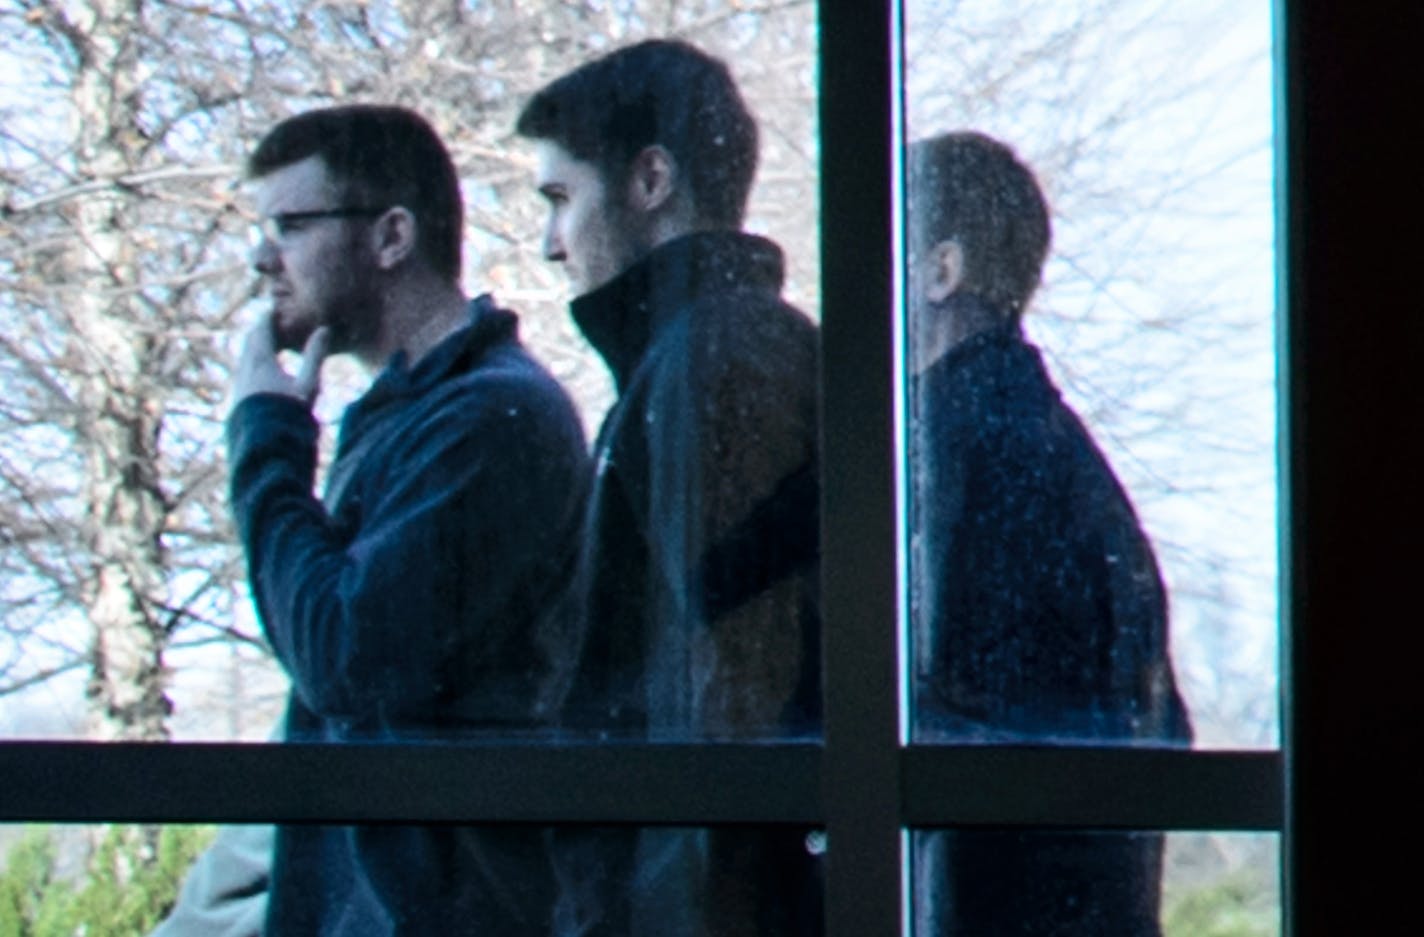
left=2, top=5, right=823, bottom=936
left=902, top=0, right=1278, bottom=749
left=1, top=823, right=827, bottom=936
left=0, top=2, right=821, bottom=746
left=911, top=829, right=1280, bottom=937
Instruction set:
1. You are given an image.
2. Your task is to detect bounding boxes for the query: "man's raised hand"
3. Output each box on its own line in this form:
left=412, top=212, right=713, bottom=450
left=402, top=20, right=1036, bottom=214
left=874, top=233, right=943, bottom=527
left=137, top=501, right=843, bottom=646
left=232, top=313, right=331, bottom=408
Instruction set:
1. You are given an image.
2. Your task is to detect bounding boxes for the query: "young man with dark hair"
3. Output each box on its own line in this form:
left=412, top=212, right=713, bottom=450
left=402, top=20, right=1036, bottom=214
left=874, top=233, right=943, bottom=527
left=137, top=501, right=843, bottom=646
left=515, top=38, right=758, bottom=235
left=518, top=39, right=823, bottom=937
left=224, top=103, right=588, bottom=935
left=906, top=130, right=1192, bottom=935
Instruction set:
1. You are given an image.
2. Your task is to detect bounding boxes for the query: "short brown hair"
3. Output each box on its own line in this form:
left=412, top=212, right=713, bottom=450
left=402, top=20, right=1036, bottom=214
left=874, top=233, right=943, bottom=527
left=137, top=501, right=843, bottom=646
left=249, top=105, right=463, bottom=282
left=908, top=131, right=1051, bottom=320
left=516, top=39, right=758, bottom=229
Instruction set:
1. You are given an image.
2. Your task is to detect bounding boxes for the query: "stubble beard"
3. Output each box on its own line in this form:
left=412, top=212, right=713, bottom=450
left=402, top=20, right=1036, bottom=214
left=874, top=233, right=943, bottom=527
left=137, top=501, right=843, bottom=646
left=580, top=187, right=653, bottom=295
left=310, top=236, right=385, bottom=357
left=272, top=302, right=317, bottom=353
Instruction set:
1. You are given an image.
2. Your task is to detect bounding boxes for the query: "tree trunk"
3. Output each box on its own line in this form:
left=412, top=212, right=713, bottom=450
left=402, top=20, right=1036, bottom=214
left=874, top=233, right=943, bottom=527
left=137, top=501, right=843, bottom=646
left=65, top=0, right=173, bottom=744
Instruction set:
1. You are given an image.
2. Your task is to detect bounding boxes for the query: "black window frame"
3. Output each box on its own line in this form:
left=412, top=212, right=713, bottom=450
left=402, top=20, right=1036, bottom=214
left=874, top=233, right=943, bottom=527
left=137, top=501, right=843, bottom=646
left=3, top=1, right=1418, bottom=934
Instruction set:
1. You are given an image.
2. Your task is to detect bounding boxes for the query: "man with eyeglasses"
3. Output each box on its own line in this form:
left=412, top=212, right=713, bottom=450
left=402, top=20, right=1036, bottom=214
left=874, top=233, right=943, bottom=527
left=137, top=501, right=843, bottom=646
left=201, top=104, right=588, bottom=935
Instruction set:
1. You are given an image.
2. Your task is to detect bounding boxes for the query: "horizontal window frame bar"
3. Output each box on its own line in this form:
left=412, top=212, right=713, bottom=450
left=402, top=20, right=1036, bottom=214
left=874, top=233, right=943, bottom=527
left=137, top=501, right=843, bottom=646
left=0, top=741, right=821, bottom=825
left=0, top=741, right=1278, bottom=831
left=903, top=747, right=1281, bottom=831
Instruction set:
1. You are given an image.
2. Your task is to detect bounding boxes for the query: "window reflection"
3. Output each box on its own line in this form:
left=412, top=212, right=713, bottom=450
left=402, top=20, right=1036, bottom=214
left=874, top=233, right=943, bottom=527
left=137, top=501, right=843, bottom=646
left=905, top=131, right=1192, bottom=747
left=902, top=0, right=1278, bottom=750
left=901, top=2, right=1276, bottom=931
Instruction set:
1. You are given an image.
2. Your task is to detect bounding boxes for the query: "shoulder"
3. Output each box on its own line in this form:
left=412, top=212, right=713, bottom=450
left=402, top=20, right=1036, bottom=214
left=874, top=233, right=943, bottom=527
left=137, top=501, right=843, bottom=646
left=443, top=347, right=583, bottom=441
left=372, top=332, right=586, bottom=479
left=679, top=290, right=819, bottom=381
left=423, top=302, right=581, bottom=421
left=930, top=340, right=1084, bottom=486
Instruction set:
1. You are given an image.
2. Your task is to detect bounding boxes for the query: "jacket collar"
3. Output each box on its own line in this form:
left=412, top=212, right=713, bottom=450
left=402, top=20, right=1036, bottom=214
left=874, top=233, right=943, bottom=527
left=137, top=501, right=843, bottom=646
left=570, top=231, right=785, bottom=391
left=358, top=294, right=513, bottom=410
left=920, top=295, right=1023, bottom=375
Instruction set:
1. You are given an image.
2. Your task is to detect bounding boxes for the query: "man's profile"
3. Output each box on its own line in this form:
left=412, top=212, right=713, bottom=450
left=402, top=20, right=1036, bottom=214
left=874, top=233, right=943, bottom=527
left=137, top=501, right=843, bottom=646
left=518, top=38, right=823, bottom=937
left=218, top=104, right=587, bottom=935
left=906, top=129, right=1192, bottom=935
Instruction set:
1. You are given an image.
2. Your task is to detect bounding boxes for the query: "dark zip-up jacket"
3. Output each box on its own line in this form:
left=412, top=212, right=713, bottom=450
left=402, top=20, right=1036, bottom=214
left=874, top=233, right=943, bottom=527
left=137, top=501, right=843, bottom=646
left=553, top=233, right=823, bottom=937
left=908, top=313, right=1189, bottom=743
left=228, top=297, right=588, bottom=936
left=907, top=305, right=1190, bottom=936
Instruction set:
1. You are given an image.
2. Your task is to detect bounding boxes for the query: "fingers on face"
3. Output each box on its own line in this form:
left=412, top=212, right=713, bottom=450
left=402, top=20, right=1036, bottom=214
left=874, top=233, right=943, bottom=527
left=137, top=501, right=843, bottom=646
left=241, top=311, right=277, bottom=363
left=295, top=326, right=331, bottom=400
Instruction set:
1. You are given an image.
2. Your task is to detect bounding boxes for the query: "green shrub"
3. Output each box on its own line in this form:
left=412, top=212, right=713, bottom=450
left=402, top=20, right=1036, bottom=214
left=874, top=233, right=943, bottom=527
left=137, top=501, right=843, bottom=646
left=1164, top=871, right=1279, bottom=937
left=0, top=825, right=215, bottom=937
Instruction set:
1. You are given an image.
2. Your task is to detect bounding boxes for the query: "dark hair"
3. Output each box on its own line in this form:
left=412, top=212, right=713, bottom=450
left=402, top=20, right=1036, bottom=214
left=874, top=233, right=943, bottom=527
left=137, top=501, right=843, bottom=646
left=248, top=105, right=463, bottom=282
left=908, top=131, right=1051, bottom=320
left=516, top=39, right=758, bottom=228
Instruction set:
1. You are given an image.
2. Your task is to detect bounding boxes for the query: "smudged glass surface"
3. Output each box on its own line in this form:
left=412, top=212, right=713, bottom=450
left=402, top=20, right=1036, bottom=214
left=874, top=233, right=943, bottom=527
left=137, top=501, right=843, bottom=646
left=903, top=0, right=1278, bottom=751
left=0, top=4, right=821, bottom=747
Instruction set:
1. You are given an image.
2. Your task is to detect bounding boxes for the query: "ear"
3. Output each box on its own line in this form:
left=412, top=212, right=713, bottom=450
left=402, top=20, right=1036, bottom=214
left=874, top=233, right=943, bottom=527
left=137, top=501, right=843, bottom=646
left=370, top=207, right=418, bottom=271
left=625, top=145, right=677, bottom=214
left=925, top=239, right=964, bottom=303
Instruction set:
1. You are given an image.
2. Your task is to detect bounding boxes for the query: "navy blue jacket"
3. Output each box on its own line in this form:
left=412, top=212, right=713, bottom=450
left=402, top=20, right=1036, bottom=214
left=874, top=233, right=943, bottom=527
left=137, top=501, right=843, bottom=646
left=908, top=306, right=1190, bottom=936
left=228, top=297, right=588, bottom=936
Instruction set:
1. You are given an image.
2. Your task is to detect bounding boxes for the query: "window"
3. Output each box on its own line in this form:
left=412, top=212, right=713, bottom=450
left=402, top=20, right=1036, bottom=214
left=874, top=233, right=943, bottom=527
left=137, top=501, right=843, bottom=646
left=2, top=1, right=1415, bottom=934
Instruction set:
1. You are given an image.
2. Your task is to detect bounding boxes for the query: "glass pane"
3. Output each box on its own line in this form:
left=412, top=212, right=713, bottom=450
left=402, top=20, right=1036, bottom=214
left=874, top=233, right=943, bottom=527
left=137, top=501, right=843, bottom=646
left=911, top=829, right=1279, bottom=937
left=0, top=3, right=821, bottom=745
left=902, top=0, right=1278, bottom=749
left=0, top=824, right=230, bottom=935
left=1, top=823, right=826, bottom=936
left=2, top=6, right=823, bottom=935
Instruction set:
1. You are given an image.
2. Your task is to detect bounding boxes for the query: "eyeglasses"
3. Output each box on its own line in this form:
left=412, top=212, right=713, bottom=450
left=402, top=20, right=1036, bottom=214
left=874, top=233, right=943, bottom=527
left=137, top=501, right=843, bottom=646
left=251, top=207, right=389, bottom=246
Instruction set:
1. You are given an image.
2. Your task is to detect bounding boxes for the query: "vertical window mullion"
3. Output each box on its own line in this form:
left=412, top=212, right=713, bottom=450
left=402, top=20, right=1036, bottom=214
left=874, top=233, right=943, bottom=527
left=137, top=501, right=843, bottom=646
left=819, top=2, right=902, bottom=935
left=1285, top=2, right=1422, bottom=935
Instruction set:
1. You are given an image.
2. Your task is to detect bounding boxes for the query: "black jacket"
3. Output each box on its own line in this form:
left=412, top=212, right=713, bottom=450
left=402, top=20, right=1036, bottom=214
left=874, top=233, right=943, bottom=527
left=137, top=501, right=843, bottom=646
left=909, top=313, right=1189, bottom=743
left=564, top=231, right=821, bottom=740
left=555, top=233, right=823, bottom=937
left=228, top=297, right=588, bottom=936
left=908, top=305, right=1190, bottom=936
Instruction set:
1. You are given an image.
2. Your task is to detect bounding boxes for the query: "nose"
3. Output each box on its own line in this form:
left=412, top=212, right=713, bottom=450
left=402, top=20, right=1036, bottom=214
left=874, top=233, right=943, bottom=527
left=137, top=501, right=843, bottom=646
left=251, top=233, right=280, bottom=275
left=542, top=216, right=564, bottom=263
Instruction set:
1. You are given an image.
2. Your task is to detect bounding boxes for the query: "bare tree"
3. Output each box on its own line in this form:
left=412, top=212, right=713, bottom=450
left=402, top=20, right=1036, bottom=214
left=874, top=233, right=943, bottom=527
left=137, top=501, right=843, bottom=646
left=906, top=0, right=1278, bottom=746
left=2, top=0, right=1271, bottom=754
left=0, top=0, right=819, bottom=745
left=0, top=3, right=1273, bottom=916
left=3, top=0, right=245, bottom=741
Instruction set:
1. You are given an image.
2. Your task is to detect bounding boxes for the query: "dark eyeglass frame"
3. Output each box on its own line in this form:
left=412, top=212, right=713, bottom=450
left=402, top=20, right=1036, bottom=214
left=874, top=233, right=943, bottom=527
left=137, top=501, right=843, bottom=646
left=254, top=206, right=390, bottom=243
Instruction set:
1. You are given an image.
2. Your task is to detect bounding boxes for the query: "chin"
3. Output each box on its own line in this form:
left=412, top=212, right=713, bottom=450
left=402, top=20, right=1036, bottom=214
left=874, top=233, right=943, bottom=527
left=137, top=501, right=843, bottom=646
left=272, top=313, right=315, bottom=353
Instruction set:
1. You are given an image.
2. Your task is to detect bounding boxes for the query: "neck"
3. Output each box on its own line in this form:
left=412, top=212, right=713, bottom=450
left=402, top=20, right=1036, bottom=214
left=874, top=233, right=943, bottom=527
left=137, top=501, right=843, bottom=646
left=356, top=273, right=468, bottom=372
left=913, top=293, right=1008, bottom=374
left=642, top=204, right=705, bottom=257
